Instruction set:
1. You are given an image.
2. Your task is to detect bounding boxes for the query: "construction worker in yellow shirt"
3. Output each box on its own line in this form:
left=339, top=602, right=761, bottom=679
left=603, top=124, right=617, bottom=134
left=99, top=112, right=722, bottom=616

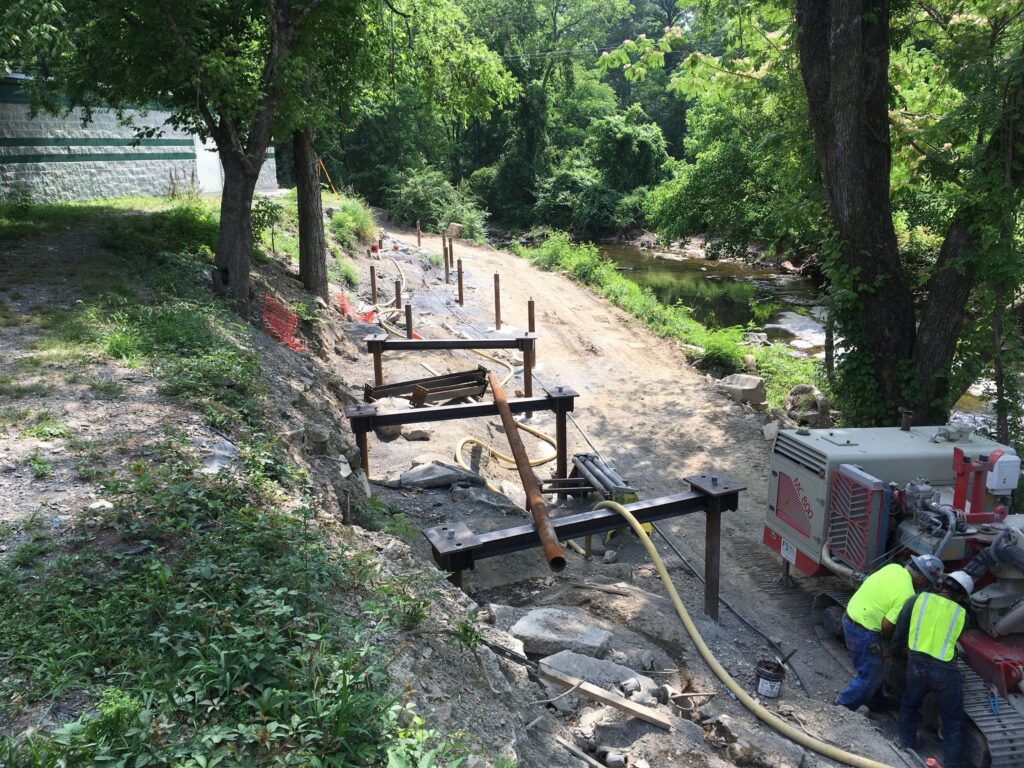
left=835, top=554, right=944, bottom=710
left=892, top=570, right=974, bottom=768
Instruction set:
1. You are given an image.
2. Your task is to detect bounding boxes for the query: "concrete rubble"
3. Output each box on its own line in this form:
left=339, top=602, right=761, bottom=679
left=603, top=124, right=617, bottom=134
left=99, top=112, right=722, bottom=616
left=510, top=607, right=612, bottom=657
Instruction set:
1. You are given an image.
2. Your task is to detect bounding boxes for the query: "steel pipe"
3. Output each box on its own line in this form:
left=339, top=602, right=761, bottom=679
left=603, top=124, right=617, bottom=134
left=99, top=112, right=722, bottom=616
left=487, top=372, right=566, bottom=571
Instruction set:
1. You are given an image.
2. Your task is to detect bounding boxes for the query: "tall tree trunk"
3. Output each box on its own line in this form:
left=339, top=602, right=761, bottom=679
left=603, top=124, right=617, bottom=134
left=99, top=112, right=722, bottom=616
left=294, top=127, right=328, bottom=301
left=795, top=4, right=1024, bottom=425
left=795, top=0, right=917, bottom=421
left=213, top=151, right=261, bottom=310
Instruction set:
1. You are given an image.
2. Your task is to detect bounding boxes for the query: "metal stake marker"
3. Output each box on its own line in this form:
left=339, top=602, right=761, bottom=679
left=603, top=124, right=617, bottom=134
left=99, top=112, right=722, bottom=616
left=405, top=303, right=414, bottom=339
left=443, top=241, right=450, bottom=284
left=369, top=265, right=377, bottom=305
left=448, top=236, right=454, bottom=264
left=526, top=298, right=536, bottom=399
left=416, top=219, right=421, bottom=248
left=378, top=237, right=383, bottom=250
left=457, top=259, right=464, bottom=306
left=494, top=273, right=502, bottom=330
left=394, top=279, right=402, bottom=311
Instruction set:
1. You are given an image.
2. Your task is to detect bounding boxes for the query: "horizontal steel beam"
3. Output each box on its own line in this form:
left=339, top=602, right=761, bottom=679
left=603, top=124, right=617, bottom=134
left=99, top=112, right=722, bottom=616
left=364, top=366, right=488, bottom=401
left=345, top=386, right=576, bottom=432
left=424, top=478, right=743, bottom=573
left=365, top=332, right=536, bottom=352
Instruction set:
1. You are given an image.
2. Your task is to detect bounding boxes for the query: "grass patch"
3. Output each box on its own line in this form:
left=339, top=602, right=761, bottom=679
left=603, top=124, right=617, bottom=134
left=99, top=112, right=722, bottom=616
left=0, top=299, right=18, bottom=327
left=329, top=195, right=380, bottom=252
left=515, top=232, right=827, bottom=406
left=86, top=377, right=125, bottom=397
left=0, top=407, right=32, bottom=429
left=329, top=256, right=360, bottom=288
left=8, top=536, right=54, bottom=568
left=0, top=443, right=464, bottom=766
left=0, top=378, right=51, bottom=399
left=26, top=451, right=53, bottom=478
left=22, top=411, right=72, bottom=440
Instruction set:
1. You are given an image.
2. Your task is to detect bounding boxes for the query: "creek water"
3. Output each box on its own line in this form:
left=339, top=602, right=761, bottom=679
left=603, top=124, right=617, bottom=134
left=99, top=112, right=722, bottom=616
left=597, top=244, right=826, bottom=354
left=597, top=243, right=994, bottom=426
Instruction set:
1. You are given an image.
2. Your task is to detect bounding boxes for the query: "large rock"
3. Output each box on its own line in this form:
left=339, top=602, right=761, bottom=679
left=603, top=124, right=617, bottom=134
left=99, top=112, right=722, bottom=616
left=399, top=460, right=484, bottom=489
left=510, top=607, right=612, bottom=657
left=539, top=650, right=657, bottom=691
left=373, top=397, right=412, bottom=438
left=784, top=384, right=832, bottom=428
left=719, top=374, right=767, bottom=405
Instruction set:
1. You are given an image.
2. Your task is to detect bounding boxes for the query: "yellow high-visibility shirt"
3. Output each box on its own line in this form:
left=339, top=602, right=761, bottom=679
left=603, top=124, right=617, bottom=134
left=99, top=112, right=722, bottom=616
left=908, top=593, right=965, bottom=662
left=846, top=563, right=915, bottom=632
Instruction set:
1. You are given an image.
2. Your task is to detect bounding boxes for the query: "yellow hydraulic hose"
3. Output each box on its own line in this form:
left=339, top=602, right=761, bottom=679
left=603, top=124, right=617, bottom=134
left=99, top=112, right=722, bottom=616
left=594, top=500, right=895, bottom=768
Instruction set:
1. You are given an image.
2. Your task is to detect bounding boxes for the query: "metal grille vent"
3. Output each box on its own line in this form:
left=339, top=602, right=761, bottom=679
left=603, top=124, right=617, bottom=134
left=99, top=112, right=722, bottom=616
left=773, top=432, right=827, bottom=476
left=828, top=465, right=884, bottom=572
left=775, top=471, right=811, bottom=537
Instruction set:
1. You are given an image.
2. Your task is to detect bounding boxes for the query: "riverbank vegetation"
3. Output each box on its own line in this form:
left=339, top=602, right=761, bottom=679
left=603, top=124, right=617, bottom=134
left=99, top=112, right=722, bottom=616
left=517, top=233, right=823, bottom=407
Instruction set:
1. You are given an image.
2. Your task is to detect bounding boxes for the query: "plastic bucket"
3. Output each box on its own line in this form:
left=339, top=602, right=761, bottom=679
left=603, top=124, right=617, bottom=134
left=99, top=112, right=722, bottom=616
left=755, top=659, right=785, bottom=698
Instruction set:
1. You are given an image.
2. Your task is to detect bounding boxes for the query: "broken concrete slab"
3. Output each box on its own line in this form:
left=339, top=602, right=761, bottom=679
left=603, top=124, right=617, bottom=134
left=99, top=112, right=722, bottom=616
left=399, top=460, right=485, bottom=489
left=540, top=650, right=657, bottom=691
left=718, top=374, right=767, bottom=405
left=510, top=607, right=612, bottom=657
left=373, top=396, right=412, bottom=438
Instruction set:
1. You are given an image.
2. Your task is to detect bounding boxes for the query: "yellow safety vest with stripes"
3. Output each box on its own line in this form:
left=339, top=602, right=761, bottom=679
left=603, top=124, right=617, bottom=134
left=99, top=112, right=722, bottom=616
left=908, top=592, right=965, bottom=662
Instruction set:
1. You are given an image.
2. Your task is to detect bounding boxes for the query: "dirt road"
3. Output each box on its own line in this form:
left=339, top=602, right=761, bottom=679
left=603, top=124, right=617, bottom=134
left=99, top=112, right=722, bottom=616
left=362, top=224, right=864, bottom=707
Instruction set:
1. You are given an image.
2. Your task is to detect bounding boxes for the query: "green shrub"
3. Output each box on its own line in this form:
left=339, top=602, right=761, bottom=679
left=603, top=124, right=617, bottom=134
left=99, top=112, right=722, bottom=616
left=386, top=168, right=489, bottom=243
left=533, top=158, right=621, bottom=237
left=329, top=195, right=380, bottom=252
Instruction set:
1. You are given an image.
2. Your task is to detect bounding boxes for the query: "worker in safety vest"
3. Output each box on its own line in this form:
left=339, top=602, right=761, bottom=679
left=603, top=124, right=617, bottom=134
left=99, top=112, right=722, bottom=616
left=892, top=570, right=974, bottom=768
left=835, top=554, right=944, bottom=710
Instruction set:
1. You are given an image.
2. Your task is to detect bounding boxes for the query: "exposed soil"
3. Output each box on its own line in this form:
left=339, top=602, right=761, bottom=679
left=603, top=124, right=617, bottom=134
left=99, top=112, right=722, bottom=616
left=347, top=222, right=915, bottom=766
left=1, top=214, right=921, bottom=768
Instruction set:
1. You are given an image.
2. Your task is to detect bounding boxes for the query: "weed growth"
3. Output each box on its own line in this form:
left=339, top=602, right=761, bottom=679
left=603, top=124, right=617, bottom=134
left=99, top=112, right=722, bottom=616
left=329, top=195, right=380, bottom=252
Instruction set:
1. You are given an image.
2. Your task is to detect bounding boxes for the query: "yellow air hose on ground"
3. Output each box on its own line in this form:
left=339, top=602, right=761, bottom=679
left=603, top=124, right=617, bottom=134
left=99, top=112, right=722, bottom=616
left=595, top=500, right=895, bottom=768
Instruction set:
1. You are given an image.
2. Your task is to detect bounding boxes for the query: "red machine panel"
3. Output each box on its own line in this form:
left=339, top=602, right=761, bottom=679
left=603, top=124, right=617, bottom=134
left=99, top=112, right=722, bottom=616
left=959, top=630, right=1024, bottom=698
left=827, top=464, right=886, bottom=573
left=775, top=471, right=812, bottom=538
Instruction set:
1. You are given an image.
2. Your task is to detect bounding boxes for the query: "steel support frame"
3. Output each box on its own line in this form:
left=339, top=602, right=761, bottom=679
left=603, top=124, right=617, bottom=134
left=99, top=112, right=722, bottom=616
left=365, top=333, right=536, bottom=389
left=424, top=473, right=743, bottom=617
left=345, top=385, right=576, bottom=478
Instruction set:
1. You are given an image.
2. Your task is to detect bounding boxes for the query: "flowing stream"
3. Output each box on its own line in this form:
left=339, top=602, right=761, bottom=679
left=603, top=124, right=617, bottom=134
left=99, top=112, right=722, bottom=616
left=597, top=244, right=826, bottom=355
left=597, top=243, right=993, bottom=425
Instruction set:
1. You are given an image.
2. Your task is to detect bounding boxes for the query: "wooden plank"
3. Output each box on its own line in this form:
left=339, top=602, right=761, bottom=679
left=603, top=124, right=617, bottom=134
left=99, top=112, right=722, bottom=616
left=536, top=664, right=673, bottom=730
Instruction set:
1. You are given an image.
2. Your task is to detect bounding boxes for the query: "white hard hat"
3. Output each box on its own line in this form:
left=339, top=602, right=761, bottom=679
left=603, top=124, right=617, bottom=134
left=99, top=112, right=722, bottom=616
left=946, top=570, right=974, bottom=596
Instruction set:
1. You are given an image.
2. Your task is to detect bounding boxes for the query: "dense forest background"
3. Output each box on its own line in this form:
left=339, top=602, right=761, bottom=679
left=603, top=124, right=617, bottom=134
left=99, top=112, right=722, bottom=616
left=5, top=0, right=1024, bottom=431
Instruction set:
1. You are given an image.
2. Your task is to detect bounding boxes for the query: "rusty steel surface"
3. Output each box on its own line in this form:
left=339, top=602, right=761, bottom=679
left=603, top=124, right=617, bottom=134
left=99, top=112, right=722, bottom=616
left=425, top=481, right=743, bottom=573
left=405, top=304, right=414, bottom=339
left=369, top=265, right=377, bottom=305
left=393, top=279, right=402, bottom=310
left=494, top=273, right=502, bottom=330
left=487, top=372, right=566, bottom=572
left=457, top=259, right=464, bottom=305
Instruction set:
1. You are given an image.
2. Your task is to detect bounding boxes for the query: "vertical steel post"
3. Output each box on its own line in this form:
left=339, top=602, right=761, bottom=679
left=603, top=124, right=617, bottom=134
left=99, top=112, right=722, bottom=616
left=704, top=498, right=722, bottom=621
left=457, top=259, right=464, bottom=306
left=394, top=279, right=402, bottom=310
left=443, top=241, right=450, bottom=284
left=369, top=265, right=377, bottom=305
left=523, top=338, right=534, bottom=399
left=405, top=303, right=414, bottom=339
left=555, top=405, right=568, bottom=500
left=494, top=273, right=501, bottom=330
left=378, top=237, right=383, bottom=250
left=373, top=350, right=383, bottom=386
left=416, top=219, right=421, bottom=248
left=356, top=428, right=369, bottom=477
left=448, top=236, right=454, bottom=264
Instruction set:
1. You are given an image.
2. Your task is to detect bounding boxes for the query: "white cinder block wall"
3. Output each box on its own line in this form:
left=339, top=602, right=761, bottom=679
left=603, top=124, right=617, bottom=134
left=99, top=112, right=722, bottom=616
left=0, top=78, right=277, bottom=201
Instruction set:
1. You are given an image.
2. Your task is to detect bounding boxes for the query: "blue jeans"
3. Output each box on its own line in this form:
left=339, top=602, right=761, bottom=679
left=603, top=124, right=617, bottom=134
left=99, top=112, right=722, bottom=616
left=899, top=654, right=963, bottom=768
left=836, top=615, right=885, bottom=710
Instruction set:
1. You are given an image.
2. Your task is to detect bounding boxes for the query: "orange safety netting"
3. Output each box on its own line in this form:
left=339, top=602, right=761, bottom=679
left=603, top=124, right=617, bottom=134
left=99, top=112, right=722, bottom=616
left=336, top=291, right=356, bottom=320
left=260, top=292, right=306, bottom=353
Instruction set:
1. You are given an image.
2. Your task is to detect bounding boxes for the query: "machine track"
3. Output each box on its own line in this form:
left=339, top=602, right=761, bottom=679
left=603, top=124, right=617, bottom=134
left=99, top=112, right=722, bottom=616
left=959, top=660, right=1024, bottom=767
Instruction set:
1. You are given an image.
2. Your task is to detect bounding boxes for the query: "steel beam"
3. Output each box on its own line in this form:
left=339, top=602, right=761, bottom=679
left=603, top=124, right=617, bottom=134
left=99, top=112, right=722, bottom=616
left=365, top=333, right=537, bottom=353
left=424, top=477, right=743, bottom=574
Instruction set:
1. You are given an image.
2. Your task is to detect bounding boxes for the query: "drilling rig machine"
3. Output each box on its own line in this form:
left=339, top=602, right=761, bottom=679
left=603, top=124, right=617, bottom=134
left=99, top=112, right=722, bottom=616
left=762, top=424, right=1024, bottom=767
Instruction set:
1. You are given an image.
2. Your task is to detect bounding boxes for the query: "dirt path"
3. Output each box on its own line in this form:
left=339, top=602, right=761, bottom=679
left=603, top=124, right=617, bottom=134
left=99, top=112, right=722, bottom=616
left=360, top=225, right=864, bottom=705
